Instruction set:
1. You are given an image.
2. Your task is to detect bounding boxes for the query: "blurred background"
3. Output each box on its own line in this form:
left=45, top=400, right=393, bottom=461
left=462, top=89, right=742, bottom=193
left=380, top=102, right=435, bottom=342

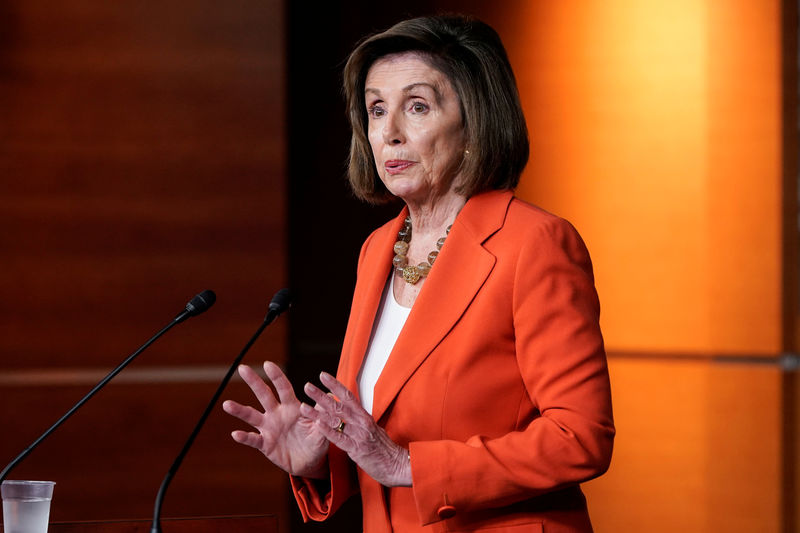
left=0, top=1, right=797, bottom=532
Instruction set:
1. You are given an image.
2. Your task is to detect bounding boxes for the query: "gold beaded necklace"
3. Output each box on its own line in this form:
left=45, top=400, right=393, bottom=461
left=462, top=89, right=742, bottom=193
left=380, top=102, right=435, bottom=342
left=392, top=216, right=452, bottom=285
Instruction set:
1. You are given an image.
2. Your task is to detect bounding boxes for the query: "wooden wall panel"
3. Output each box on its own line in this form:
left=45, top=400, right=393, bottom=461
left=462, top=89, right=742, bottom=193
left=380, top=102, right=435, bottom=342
left=0, top=1, right=288, bottom=529
left=0, top=1, right=287, bottom=368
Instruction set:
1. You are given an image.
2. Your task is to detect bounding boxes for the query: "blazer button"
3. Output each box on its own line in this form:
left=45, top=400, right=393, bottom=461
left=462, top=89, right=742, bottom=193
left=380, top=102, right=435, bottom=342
left=437, top=505, right=457, bottom=519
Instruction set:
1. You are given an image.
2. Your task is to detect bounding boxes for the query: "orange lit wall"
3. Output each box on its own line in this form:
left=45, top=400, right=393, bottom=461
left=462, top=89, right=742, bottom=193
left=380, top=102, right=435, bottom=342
left=507, top=1, right=784, bottom=356
left=487, top=1, right=796, bottom=532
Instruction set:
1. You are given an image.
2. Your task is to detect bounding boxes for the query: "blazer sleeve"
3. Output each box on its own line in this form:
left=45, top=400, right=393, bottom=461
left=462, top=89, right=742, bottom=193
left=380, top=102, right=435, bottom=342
left=290, top=445, right=358, bottom=521
left=409, top=216, right=615, bottom=525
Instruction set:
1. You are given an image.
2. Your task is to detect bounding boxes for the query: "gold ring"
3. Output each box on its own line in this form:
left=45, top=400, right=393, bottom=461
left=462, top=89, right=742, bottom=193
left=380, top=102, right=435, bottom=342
left=335, top=420, right=345, bottom=433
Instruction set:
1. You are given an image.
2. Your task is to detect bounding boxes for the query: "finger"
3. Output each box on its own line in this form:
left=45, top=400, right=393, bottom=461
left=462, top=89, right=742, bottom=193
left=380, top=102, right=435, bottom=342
left=300, top=400, right=350, bottom=442
left=319, top=372, right=358, bottom=406
left=263, top=361, right=299, bottom=406
left=302, top=385, right=345, bottom=431
left=230, top=429, right=264, bottom=450
left=238, top=364, right=279, bottom=411
left=222, top=400, right=269, bottom=428
left=303, top=381, right=376, bottom=447
left=299, top=402, right=325, bottom=424
left=303, top=382, right=344, bottom=416
left=301, top=400, right=345, bottom=437
left=311, top=415, right=354, bottom=452
left=301, top=400, right=363, bottom=456
left=318, top=372, right=370, bottom=421
left=306, top=379, right=375, bottom=439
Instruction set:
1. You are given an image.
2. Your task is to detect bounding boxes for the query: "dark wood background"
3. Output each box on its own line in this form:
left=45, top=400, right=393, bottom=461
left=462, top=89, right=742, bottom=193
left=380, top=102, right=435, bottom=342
left=0, top=0, right=291, bottom=529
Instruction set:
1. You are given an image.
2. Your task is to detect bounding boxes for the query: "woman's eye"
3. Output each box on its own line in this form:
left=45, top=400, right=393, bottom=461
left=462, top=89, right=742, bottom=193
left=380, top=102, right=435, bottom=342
left=368, top=105, right=385, bottom=118
left=411, top=102, right=428, bottom=113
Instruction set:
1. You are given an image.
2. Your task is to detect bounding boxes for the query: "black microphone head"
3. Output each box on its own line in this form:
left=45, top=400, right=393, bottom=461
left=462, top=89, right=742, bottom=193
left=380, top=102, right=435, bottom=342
left=185, top=290, right=216, bottom=317
left=268, top=288, right=292, bottom=314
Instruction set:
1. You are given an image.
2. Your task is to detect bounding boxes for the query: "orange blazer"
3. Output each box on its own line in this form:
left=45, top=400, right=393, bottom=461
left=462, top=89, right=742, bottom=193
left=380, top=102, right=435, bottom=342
left=292, top=190, right=615, bottom=533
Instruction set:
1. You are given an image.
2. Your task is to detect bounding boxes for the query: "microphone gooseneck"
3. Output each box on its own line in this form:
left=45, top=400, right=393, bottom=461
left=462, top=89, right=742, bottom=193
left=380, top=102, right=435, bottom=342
left=0, top=290, right=216, bottom=485
left=150, top=288, right=292, bottom=533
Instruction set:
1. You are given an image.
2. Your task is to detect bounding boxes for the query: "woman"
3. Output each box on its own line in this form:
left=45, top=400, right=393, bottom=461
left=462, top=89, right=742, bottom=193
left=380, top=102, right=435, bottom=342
left=223, top=15, right=614, bottom=532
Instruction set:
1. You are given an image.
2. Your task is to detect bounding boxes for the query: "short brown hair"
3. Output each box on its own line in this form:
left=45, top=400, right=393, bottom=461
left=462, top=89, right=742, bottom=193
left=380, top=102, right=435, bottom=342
left=344, top=14, right=529, bottom=204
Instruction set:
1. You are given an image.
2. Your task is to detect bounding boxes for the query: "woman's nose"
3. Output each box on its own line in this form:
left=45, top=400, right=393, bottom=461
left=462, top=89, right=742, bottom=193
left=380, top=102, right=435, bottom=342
left=382, top=113, right=404, bottom=145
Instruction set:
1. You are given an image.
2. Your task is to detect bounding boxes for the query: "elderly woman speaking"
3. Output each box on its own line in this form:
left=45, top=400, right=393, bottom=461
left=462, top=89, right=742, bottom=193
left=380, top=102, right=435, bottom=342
left=223, top=15, right=614, bottom=533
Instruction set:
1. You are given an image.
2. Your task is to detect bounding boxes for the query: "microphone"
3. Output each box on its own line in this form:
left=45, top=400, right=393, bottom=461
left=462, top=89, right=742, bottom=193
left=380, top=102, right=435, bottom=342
left=267, top=288, right=291, bottom=315
left=150, top=288, right=292, bottom=533
left=175, top=290, right=216, bottom=323
left=0, top=290, right=216, bottom=484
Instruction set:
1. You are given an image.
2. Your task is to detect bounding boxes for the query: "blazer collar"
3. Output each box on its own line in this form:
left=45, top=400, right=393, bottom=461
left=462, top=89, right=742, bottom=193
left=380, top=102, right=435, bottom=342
left=360, top=190, right=514, bottom=421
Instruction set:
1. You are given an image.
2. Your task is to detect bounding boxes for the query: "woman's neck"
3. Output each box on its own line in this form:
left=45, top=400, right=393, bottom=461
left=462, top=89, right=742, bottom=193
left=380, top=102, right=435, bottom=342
left=404, top=190, right=466, bottom=237
left=392, top=190, right=466, bottom=308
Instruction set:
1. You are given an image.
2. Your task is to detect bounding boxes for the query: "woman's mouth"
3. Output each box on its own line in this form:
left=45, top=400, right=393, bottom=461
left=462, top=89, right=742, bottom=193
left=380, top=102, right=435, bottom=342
left=385, top=160, right=414, bottom=175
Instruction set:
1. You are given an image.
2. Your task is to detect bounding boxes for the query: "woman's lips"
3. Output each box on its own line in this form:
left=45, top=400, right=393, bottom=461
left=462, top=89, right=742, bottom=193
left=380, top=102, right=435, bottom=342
left=385, top=160, right=414, bottom=175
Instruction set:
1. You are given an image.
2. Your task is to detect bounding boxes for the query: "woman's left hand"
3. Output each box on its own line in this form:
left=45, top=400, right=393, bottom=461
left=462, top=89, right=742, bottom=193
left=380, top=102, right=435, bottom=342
left=300, top=371, right=412, bottom=488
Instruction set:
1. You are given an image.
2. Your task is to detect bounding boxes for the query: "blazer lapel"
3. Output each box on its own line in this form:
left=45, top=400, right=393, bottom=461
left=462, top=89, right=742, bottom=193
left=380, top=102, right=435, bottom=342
left=371, top=191, right=513, bottom=422
left=337, top=209, right=409, bottom=396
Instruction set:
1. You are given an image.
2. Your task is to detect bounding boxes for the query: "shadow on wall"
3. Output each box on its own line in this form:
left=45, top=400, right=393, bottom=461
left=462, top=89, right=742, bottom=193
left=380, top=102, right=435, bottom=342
left=0, top=2, right=20, bottom=77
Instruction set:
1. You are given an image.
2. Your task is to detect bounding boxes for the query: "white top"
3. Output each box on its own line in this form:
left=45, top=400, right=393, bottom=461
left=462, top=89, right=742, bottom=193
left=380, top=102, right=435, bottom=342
left=357, top=275, right=411, bottom=414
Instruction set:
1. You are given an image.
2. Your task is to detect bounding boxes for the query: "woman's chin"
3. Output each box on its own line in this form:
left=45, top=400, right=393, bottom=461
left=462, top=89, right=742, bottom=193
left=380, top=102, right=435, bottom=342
left=383, top=180, right=426, bottom=203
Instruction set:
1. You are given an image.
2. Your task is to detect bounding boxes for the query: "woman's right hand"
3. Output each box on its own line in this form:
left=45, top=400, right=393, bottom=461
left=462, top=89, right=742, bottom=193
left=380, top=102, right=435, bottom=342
left=222, top=361, right=330, bottom=479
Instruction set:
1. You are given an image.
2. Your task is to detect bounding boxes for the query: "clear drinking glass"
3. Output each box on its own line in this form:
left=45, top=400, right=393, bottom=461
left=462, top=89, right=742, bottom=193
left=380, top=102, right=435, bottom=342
left=1, top=480, right=55, bottom=533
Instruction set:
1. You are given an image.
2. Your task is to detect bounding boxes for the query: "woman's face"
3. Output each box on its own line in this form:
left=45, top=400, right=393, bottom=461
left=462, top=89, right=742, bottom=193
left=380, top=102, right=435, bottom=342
left=364, top=53, right=465, bottom=205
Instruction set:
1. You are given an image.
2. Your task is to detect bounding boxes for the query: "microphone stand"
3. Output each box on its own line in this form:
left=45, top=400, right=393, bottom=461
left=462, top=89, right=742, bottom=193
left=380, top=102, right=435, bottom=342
left=0, top=290, right=216, bottom=484
left=150, top=289, right=291, bottom=533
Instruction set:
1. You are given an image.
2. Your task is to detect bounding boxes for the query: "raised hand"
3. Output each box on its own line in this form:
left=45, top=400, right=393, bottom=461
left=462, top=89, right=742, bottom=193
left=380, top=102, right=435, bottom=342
left=300, top=372, right=411, bottom=487
left=222, top=361, right=330, bottom=479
